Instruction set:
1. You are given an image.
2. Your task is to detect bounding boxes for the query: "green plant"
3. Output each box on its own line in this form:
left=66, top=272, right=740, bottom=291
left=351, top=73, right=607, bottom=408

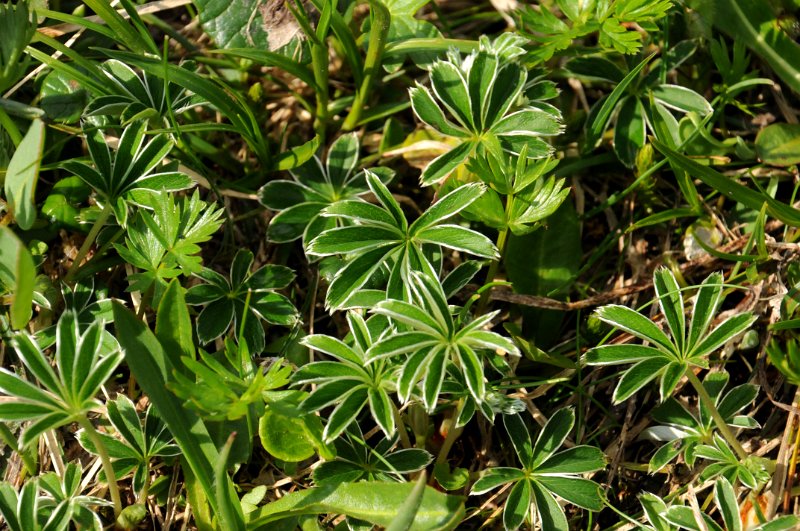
left=471, top=410, right=606, bottom=530
left=585, top=268, right=756, bottom=462
left=410, top=34, right=563, bottom=185
left=114, top=190, right=223, bottom=301
left=0, top=311, right=124, bottom=516
left=307, top=173, right=497, bottom=308
left=77, top=395, right=180, bottom=498
left=519, top=0, right=673, bottom=60
left=642, top=371, right=759, bottom=473
left=313, top=429, right=432, bottom=484
left=258, top=133, right=393, bottom=248
left=186, top=249, right=298, bottom=354
left=294, top=311, right=401, bottom=441
left=368, top=271, right=519, bottom=410
left=4, top=1, right=800, bottom=528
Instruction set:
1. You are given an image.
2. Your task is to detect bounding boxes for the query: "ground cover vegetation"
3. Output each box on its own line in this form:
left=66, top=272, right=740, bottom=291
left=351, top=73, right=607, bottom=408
left=2, top=0, right=800, bottom=529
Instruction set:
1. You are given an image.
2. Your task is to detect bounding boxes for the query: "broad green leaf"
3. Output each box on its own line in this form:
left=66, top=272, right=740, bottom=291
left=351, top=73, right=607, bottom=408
left=714, top=477, right=741, bottom=531
left=193, top=0, right=301, bottom=51
left=503, top=414, right=533, bottom=468
left=419, top=141, right=474, bottom=186
left=595, top=304, right=675, bottom=354
left=4, top=118, right=44, bottom=230
left=156, top=280, right=195, bottom=375
left=410, top=182, right=486, bottom=232
left=614, top=96, right=645, bottom=168
left=410, top=85, right=467, bottom=138
left=688, top=272, right=724, bottom=349
left=659, top=362, right=686, bottom=403
left=503, top=480, right=532, bottom=530
left=689, top=313, right=758, bottom=360
left=755, top=123, right=800, bottom=166
left=429, top=61, right=473, bottom=130
left=531, top=408, right=574, bottom=469
left=470, top=468, right=525, bottom=495
left=415, top=225, right=497, bottom=259
left=0, top=227, right=35, bottom=329
left=258, top=409, right=316, bottom=462
left=505, top=202, right=581, bottom=347
left=326, top=247, right=396, bottom=310
left=385, top=472, right=428, bottom=531
left=246, top=481, right=464, bottom=530
left=301, top=335, right=363, bottom=364
left=653, top=267, right=685, bottom=354
left=652, top=85, right=712, bottom=115
left=323, top=388, right=369, bottom=442
left=535, top=476, right=604, bottom=511
left=275, top=135, right=321, bottom=172
left=717, top=384, right=759, bottom=421
left=368, top=388, right=396, bottom=438
left=613, top=357, right=670, bottom=403
left=530, top=481, right=567, bottom=531
left=584, top=344, right=667, bottom=366
left=536, top=446, right=606, bottom=474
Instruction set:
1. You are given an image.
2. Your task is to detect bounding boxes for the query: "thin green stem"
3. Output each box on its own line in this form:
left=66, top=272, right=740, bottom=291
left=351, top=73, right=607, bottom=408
left=685, top=369, right=749, bottom=461
left=341, top=0, right=390, bottom=131
left=65, top=204, right=113, bottom=283
left=475, top=227, right=509, bottom=316
left=310, top=38, right=330, bottom=141
left=0, top=107, right=22, bottom=146
left=434, top=399, right=465, bottom=466
left=78, top=417, right=123, bottom=517
left=391, top=402, right=412, bottom=449
left=0, top=423, right=36, bottom=476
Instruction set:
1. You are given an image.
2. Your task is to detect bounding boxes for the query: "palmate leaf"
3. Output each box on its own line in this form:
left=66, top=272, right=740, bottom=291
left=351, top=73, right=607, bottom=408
left=308, top=173, right=496, bottom=309
left=367, top=272, right=516, bottom=411
left=186, top=249, right=298, bottom=354
left=115, top=190, right=224, bottom=299
left=63, top=121, right=194, bottom=222
left=259, top=134, right=394, bottom=247
left=585, top=268, right=756, bottom=403
left=470, top=410, right=605, bottom=530
left=642, top=370, right=759, bottom=472
left=409, top=34, right=563, bottom=185
left=295, top=312, right=397, bottom=440
left=0, top=311, right=122, bottom=449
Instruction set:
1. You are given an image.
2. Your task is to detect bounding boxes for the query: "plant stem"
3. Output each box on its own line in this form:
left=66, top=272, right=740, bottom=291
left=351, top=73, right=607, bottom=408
left=341, top=0, right=390, bottom=131
left=310, top=41, right=329, bottom=142
left=685, top=369, right=748, bottom=461
left=0, top=423, right=36, bottom=476
left=65, top=204, right=113, bottom=283
left=475, top=227, right=509, bottom=316
left=78, top=417, right=123, bottom=517
left=0, top=107, right=22, bottom=146
left=392, top=402, right=412, bottom=449
left=435, top=399, right=465, bottom=466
